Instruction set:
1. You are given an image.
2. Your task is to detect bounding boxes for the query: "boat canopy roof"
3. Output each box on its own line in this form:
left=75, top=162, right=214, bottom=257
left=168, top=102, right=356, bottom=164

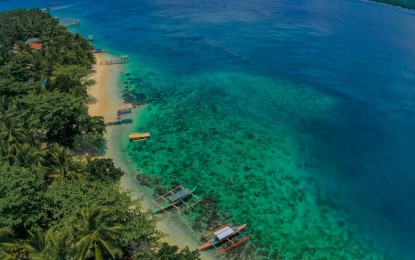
left=214, top=226, right=235, bottom=240
left=168, top=188, right=190, bottom=202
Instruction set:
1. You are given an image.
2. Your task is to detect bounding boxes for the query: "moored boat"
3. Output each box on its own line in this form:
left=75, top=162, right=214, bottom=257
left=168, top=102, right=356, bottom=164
left=129, top=132, right=150, bottom=142
left=199, top=223, right=248, bottom=252
left=152, top=186, right=197, bottom=213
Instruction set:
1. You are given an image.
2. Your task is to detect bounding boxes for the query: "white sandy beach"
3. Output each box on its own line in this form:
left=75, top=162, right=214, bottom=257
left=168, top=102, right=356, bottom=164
left=87, top=53, right=214, bottom=260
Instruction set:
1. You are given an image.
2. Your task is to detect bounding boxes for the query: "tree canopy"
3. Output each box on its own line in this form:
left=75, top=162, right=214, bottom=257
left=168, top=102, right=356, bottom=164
left=0, top=8, right=102, bottom=152
left=0, top=164, right=47, bottom=230
left=0, top=8, right=200, bottom=260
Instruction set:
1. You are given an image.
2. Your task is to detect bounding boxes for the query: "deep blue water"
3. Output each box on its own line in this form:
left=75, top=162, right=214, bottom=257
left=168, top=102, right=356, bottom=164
left=2, top=0, right=415, bottom=258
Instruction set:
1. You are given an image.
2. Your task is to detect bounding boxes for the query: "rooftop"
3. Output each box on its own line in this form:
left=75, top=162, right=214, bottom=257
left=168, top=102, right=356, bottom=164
left=29, top=43, right=42, bottom=50
left=214, top=226, right=235, bottom=240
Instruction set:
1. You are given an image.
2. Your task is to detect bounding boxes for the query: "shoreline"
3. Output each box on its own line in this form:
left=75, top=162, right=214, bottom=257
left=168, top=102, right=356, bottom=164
left=365, top=0, right=415, bottom=11
left=87, top=53, right=214, bottom=260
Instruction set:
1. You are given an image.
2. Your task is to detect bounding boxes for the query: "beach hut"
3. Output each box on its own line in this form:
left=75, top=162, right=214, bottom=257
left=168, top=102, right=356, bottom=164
left=117, top=103, right=133, bottom=117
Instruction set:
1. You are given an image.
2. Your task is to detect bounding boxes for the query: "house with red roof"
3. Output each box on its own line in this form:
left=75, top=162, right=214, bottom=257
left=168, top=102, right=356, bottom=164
left=29, top=43, right=42, bottom=50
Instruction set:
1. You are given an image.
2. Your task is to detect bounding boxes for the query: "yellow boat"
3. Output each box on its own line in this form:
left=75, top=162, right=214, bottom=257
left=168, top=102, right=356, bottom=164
left=129, top=132, right=150, bottom=142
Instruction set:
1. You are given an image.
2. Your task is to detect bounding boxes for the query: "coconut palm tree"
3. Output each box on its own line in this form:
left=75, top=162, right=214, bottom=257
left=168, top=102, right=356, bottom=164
left=9, top=143, right=44, bottom=167
left=72, top=205, right=122, bottom=260
left=0, top=115, right=27, bottom=145
left=0, top=227, right=18, bottom=260
left=46, top=144, right=83, bottom=182
left=45, top=229, right=72, bottom=259
left=27, top=229, right=46, bottom=255
left=0, top=142, right=15, bottom=165
left=0, top=96, right=10, bottom=116
left=27, top=228, right=72, bottom=259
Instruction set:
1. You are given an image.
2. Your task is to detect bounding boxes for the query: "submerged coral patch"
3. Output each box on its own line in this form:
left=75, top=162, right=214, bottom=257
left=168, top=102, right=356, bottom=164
left=124, top=70, right=384, bottom=258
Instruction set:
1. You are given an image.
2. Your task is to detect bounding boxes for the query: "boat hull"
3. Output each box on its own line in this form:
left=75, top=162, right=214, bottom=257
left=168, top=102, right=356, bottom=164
left=199, top=241, right=212, bottom=251
left=152, top=201, right=172, bottom=213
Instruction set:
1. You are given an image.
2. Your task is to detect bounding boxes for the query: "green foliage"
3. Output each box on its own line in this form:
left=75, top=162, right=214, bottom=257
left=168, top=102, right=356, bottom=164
left=0, top=164, right=48, bottom=229
left=370, top=0, right=415, bottom=9
left=16, top=92, right=105, bottom=149
left=0, top=226, right=18, bottom=260
left=0, top=114, right=27, bottom=145
left=72, top=205, right=122, bottom=259
left=0, top=9, right=94, bottom=69
left=45, top=144, right=84, bottom=182
left=45, top=179, right=164, bottom=254
left=7, top=143, right=45, bottom=167
left=0, top=78, right=34, bottom=97
left=0, top=8, right=101, bottom=150
left=18, top=92, right=82, bottom=144
left=72, top=115, right=106, bottom=154
left=49, top=65, right=95, bottom=99
left=27, top=229, right=47, bottom=254
left=85, top=158, right=124, bottom=182
left=152, top=243, right=201, bottom=260
left=28, top=228, right=72, bottom=260
left=0, top=8, right=201, bottom=260
left=0, top=51, right=44, bottom=83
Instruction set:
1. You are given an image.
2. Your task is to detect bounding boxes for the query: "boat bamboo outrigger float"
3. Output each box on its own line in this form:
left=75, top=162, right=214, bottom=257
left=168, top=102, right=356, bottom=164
left=199, top=223, right=249, bottom=255
left=152, top=186, right=201, bottom=216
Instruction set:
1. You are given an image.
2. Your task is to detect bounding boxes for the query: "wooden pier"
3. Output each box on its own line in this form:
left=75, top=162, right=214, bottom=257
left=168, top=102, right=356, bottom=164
left=104, top=117, right=132, bottom=126
left=104, top=103, right=133, bottom=126
left=61, top=20, right=80, bottom=27
left=101, top=55, right=129, bottom=65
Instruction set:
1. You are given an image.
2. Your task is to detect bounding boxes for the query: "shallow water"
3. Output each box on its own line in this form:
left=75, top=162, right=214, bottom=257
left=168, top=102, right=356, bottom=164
left=2, top=0, right=415, bottom=258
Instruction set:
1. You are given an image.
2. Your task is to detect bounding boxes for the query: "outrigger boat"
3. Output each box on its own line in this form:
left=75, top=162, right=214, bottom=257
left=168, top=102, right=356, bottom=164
left=152, top=187, right=197, bottom=213
left=199, top=223, right=249, bottom=254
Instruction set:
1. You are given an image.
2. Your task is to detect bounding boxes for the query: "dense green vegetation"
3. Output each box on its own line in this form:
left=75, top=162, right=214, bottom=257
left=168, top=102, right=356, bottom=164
left=370, top=0, right=415, bottom=10
left=0, top=8, right=200, bottom=259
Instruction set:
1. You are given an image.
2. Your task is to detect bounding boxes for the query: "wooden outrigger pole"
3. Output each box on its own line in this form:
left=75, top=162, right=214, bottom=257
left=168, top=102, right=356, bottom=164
left=216, top=237, right=250, bottom=255
left=152, top=185, right=202, bottom=217
left=200, top=223, right=229, bottom=240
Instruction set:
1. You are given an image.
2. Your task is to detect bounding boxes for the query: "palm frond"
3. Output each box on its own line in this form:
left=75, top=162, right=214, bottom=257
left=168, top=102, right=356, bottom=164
left=97, top=237, right=116, bottom=259
left=72, top=234, right=93, bottom=260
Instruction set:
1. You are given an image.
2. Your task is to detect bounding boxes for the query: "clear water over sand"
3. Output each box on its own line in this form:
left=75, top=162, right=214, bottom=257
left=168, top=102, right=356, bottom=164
left=2, top=0, right=415, bottom=258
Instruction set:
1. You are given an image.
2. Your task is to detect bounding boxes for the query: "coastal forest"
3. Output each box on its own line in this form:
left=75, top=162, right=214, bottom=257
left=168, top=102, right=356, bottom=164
left=370, top=0, right=415, bottom=9
left=0, top=8, right=199, bottom=259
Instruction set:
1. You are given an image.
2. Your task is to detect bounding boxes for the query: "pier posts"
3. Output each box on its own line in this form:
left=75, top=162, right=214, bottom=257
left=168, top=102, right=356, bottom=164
left=62, top=20, right=80, bottom=28
left=102, top=55, right=129, bottom=65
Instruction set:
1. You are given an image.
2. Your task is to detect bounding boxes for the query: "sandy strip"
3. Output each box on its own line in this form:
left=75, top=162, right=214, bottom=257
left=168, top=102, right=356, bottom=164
left=88, top=53, right=121, bottom=118
left=87, top=54, right=214, bottom=260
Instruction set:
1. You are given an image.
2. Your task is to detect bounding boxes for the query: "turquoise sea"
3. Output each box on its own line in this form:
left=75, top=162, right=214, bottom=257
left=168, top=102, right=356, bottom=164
left=2, top=0, right=415, bottom=258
